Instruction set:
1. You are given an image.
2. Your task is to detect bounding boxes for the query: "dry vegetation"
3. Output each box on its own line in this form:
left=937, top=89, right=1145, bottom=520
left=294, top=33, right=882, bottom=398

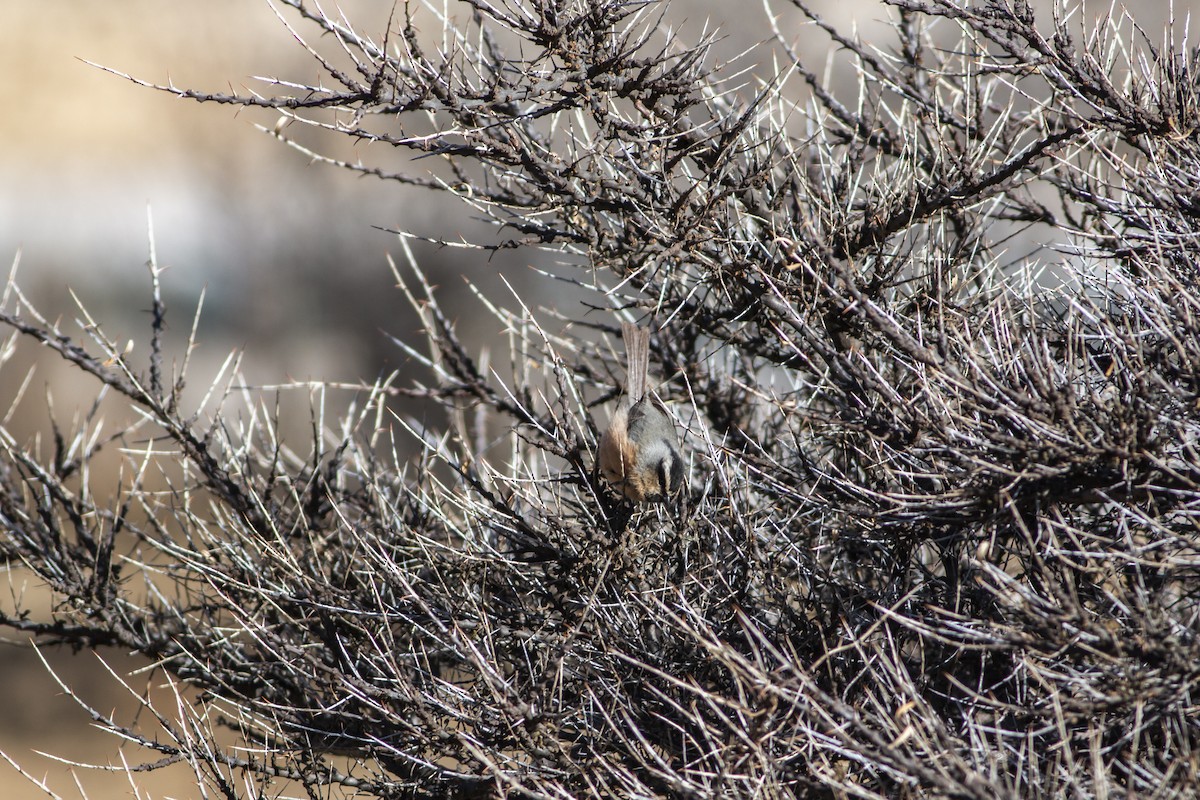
left=3, top=0, right=1200, bottom=797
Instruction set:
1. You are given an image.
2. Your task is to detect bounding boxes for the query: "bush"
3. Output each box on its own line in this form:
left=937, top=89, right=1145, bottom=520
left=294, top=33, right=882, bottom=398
left=4, top=0, right=1200, bottom=797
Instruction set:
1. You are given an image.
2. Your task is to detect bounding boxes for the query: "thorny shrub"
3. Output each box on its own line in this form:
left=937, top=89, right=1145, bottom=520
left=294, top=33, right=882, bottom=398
left=3, top=1, right=1200, bottom=797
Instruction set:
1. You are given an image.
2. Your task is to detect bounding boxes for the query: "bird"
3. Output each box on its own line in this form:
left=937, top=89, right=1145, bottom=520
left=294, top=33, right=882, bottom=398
left=598, top=323, right=685, bottom=502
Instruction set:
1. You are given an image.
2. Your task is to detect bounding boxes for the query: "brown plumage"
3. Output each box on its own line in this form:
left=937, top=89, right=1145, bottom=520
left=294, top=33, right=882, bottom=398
left=598, top=323, right=684, bottom=502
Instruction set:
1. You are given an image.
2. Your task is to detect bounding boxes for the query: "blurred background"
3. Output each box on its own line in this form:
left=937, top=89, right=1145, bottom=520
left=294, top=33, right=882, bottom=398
left=0, top=1, right=1187, bottom=796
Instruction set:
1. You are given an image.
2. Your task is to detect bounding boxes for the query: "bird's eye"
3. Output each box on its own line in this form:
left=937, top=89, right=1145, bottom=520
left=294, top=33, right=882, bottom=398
left=657, top=455, right=683, bottom=496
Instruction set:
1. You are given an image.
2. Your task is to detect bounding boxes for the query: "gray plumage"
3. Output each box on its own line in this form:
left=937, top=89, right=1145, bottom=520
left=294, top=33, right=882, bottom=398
left=598, top=323, right=684, bottom=501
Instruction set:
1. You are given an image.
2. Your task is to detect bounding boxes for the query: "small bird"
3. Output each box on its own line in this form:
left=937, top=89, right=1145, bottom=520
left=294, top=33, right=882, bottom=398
left=598, top=323, right=685, bottom=502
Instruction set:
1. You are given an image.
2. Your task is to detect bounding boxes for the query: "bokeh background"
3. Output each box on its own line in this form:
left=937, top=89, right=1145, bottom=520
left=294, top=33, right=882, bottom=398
left=0, top=1, right=1188, bottom=796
